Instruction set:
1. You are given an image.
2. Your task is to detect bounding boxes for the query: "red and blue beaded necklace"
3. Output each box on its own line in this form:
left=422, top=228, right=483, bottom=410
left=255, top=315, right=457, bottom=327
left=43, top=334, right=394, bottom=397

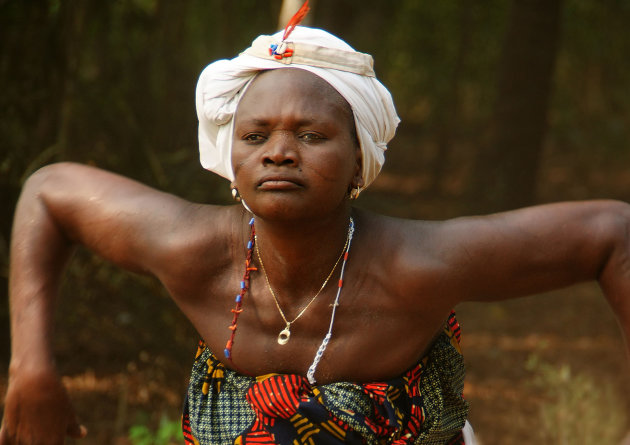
left=223, top=216, right=355, bottom=386
left=224, top=217, right=256, bottom=361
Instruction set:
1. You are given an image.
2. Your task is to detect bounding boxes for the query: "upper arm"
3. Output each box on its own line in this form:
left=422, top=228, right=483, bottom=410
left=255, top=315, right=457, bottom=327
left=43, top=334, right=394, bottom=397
left=416, top=200, right=630, bottom=303
left=14, top=162, right=225, bottom=280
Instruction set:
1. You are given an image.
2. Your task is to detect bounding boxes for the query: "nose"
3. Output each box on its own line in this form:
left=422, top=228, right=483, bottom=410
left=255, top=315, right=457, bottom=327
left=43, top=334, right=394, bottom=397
left=263, top=132, right=298, bottom=167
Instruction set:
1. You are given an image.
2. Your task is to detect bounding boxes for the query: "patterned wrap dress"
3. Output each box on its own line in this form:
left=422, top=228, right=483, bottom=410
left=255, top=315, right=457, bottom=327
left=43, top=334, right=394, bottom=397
left=182, top=312, right=468, bottom=445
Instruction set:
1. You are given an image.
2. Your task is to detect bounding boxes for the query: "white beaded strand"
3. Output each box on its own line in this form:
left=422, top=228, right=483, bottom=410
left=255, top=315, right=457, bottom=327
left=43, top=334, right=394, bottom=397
left=307, top=217, right=355, bottom=385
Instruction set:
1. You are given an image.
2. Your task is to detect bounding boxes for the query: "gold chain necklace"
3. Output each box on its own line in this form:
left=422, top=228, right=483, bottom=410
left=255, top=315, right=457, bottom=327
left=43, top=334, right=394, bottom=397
left=255, top=221, right=351, bottom=345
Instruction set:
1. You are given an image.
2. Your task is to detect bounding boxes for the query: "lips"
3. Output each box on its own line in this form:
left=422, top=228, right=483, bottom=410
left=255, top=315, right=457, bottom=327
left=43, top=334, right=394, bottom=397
left=257, top=175, right=303, bottom=191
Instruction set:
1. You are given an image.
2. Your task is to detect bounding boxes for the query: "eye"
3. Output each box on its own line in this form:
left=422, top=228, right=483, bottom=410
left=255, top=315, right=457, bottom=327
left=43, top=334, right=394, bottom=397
left=242, top=133, right=266, bottom=144
left=299, top=132, right=325, bottom=142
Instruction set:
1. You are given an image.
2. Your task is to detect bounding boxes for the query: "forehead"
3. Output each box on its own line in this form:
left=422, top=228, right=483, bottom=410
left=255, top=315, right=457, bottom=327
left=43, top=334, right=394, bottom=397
left=235, top=68, right=352, bottom=122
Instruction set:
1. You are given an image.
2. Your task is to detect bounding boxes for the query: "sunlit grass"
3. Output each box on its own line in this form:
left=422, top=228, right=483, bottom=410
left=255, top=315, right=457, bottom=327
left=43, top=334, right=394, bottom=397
left=526, top=353, right=627, bottom=445
left=128, top=414, right=181, bottom=445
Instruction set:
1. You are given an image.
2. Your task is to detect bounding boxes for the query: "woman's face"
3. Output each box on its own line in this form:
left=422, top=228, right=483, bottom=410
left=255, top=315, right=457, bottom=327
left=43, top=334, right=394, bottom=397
left=232, top=68, right=362, bottom=221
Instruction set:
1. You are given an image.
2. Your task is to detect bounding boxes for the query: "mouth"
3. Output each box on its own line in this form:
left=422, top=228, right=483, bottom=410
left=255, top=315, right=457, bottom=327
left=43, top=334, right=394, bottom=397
left=257, top=176, right=303, bottom=191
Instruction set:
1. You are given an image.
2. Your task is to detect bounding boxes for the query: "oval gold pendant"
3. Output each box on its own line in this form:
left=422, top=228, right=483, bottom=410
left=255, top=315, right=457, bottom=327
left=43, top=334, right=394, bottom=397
left=278, top=328, right=291, bottom=345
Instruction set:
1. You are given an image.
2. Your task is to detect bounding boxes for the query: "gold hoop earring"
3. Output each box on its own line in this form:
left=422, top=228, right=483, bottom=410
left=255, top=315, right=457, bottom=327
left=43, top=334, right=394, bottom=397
left=349, top=186, right=361, bottom=200
left=231, top=185, right=241, bottom=202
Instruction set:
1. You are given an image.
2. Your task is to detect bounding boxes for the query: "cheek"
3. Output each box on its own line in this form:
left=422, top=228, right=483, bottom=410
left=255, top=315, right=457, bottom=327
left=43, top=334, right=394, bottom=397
left=308, top=147, right=357, bottom=184
left=230, top=144, right=254, bottom=178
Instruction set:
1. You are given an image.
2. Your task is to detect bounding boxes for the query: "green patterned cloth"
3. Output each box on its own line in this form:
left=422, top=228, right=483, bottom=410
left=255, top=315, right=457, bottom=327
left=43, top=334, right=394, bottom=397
left=182, top=312, right=468, bottom=445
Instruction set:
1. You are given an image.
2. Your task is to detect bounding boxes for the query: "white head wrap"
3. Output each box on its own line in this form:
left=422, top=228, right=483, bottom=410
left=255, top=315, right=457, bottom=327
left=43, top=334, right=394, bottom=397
left=196, top=26, right=400, bottom=189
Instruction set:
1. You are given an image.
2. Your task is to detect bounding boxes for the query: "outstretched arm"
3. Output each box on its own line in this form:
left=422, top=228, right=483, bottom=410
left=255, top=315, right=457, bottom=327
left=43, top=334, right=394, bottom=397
left=422, top=200, right=630, bottom=354
left=0, top=162, right=216, bottom=444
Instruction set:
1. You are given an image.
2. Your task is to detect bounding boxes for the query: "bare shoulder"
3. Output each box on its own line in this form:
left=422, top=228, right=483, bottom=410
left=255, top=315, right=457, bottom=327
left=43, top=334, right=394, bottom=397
left=157, top=204, right=249, bottom=291
left=354, top=209, right=450, bottom=258
left=351, top=209, right=446, bottom=295
left=24, top=162, right=245, bottom=295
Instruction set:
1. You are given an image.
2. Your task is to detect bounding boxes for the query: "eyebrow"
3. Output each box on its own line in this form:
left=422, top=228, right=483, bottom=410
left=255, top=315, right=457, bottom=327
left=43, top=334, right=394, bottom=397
left=239, top=116, right=322, bottom=127
left=245, top=118, right=271, bottom=126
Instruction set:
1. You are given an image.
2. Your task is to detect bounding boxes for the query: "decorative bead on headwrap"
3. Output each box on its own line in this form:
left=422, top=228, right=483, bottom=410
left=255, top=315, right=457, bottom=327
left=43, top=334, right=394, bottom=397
left=269, top=43, right=293, bottom=60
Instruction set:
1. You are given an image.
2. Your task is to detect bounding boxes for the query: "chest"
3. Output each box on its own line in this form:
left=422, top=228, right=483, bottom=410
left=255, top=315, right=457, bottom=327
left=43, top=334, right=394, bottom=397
left=181, top=263, right=451, bottom=383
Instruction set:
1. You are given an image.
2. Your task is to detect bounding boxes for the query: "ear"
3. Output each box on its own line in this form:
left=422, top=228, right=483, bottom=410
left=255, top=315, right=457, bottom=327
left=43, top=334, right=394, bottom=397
left=352, top=146, right=364, bottom=188
left=230, top=182, right=241, bottom=202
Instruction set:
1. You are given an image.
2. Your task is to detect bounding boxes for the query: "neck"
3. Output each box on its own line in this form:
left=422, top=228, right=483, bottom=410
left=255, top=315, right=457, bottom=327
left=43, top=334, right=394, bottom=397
left=252, top=208, right=355, bottom=298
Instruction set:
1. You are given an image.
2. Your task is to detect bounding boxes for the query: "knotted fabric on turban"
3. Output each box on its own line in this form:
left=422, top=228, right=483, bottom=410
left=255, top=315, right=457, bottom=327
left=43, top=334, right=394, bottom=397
left=196, top=26, right=400, bottom=189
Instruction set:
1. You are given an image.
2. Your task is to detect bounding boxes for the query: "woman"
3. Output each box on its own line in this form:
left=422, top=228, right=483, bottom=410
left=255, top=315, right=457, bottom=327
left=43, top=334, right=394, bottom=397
left=2, top=26, right=629, bottom=445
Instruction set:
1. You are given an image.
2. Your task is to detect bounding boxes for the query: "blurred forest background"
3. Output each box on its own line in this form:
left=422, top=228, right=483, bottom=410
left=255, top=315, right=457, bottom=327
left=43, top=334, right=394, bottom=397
left=1, top=0, right=630, bottom=443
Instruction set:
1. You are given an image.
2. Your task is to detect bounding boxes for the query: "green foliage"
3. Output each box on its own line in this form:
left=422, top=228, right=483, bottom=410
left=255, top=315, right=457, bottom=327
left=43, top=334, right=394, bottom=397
left=384, top=1, right=508, bottom=124
left=128, top=414, right=182, bottom=445
left=552, top=0, right=630, bottom=156
left=525, top=354, right=627, bottom=445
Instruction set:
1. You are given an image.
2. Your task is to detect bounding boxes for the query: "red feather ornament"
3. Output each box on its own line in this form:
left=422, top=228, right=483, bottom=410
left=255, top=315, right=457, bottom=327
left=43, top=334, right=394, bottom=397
left=282, top=0, right=311, bottom=41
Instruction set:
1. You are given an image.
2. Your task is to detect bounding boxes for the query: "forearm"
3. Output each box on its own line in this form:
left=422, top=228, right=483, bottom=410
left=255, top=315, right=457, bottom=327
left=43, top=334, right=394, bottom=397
left=4, top=194, right=85, bottom=445
left=584, top=199, right=630, bottom=359
left=598, top=225, right=630, bottom=358
left=8, top=171, right=74, bottom=373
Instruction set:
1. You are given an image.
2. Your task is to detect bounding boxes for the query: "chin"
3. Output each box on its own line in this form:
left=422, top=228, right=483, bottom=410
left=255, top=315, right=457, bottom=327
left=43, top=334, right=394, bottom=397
left=248, top=195, right=346, bottom=223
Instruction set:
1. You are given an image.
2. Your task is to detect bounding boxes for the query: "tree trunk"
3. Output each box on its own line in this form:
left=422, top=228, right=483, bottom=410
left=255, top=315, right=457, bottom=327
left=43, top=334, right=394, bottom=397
left=471, top=0, right=562, bottom=212
left=278, top=0, right=315, bottom=31
left=430, top=2, right=473, bottom=195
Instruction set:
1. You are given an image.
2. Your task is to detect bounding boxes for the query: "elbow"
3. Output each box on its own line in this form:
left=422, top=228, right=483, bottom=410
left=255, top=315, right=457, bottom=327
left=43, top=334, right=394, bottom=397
left=595, top=200, right=630, bottom=281
left=595, top=201, right=630, bottom=328
left=22, top=162, right=85, bottom=203
left=24, top=162, right=81, bottom=188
